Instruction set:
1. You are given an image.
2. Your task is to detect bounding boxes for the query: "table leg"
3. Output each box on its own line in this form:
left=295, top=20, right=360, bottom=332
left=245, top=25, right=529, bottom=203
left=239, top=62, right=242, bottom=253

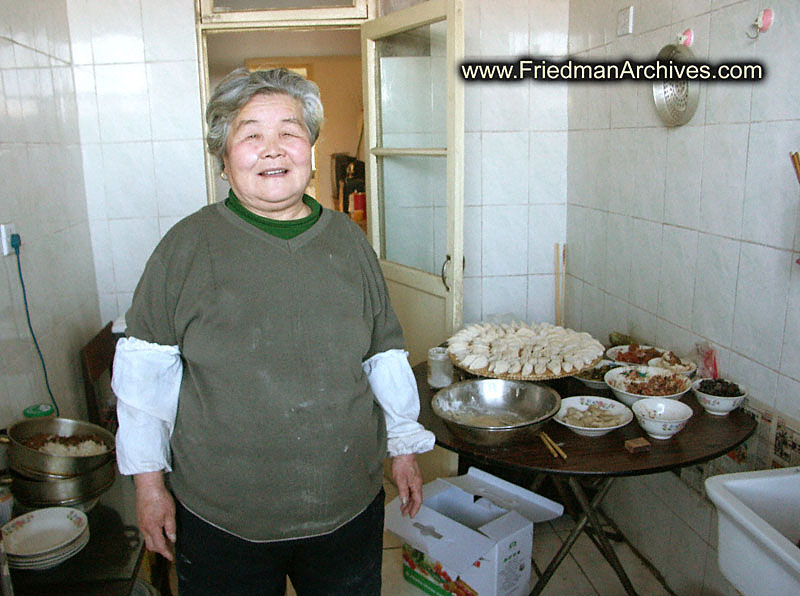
left=529, top=477, right=612, bottom=595
left=567, top=477, right=639, bottom=596
left=529, top=477, right=638, bottom=596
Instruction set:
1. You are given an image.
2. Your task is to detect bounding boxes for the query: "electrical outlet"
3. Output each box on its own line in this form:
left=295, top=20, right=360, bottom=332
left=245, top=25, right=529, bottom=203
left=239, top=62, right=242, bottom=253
left=1, top=223, right=17, bottom=256
left=617, top=6, right=634, bottom=37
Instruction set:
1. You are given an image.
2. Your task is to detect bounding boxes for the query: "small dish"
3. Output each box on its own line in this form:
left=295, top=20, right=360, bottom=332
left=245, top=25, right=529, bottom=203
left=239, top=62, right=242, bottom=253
left=648, top=352, right=697, bottom=377
left=554, top=396, right=633, bottom=437
left=692, top=378, right=747, bottom=416
left=604, top=366, right=692, bottom=407
left=632, top=397, right=693, bottom=440
left=573, top=359, right=621, bottom=390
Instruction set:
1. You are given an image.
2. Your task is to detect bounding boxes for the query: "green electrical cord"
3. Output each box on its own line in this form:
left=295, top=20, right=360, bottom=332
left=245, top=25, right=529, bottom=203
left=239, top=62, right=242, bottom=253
left=10, top=233, right=60, bottom=417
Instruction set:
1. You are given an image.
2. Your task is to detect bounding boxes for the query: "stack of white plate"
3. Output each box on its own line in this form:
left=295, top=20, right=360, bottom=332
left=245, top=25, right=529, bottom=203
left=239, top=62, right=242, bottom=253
left=1, top=507, right=90, bottom=570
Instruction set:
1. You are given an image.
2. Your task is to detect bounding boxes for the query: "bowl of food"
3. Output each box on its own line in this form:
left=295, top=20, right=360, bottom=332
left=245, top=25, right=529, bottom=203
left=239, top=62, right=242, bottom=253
left=603, top=366, right=692, bottom=407
left=632, top=397, right=693, bottom=440
left=573, top=359, right=622, bottom=390
left=648, top=351, right=697, bottom=377
left=432, top=378, right=561, bottom=446
left=5, top=418, right=115, bottom=478
left=553, top=396, right=632, bottom=437
left=692, top=378, right=747, bottom=416
left=606, top=343, right=665, bottom=365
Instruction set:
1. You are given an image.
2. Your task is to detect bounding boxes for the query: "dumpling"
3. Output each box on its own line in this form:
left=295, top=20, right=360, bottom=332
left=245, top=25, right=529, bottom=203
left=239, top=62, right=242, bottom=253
left=492, top=359, right=511, bottom=375
left=468, top=355, right=489, bottom=370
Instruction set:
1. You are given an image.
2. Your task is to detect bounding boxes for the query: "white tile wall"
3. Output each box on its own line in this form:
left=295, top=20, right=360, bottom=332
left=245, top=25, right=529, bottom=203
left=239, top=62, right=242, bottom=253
left=743, top=121, right=800, bottom=249
left=567, top=1, right=800, bottom=593
left=458, top=0, right=569, bottom=324
left=732, top=243, right=791, bottom=369
left=0, top=0, right=100, bottom=425
left=65, top=0, right=206, bottom=323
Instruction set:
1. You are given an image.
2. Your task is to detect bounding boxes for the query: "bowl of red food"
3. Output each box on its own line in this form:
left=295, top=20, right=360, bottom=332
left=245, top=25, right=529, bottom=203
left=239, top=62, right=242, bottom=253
left=692, top=378, right=747, bottom=416
left=603, top=365, right=692, bottom=407
left=606, top=343, right=665, bottom=365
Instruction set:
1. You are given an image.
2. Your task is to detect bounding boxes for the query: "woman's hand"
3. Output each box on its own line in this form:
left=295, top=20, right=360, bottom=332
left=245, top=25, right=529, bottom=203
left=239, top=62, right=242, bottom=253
left=390, top=453, right=423, bottom=518
left=134, top=471, right=177, bottom=561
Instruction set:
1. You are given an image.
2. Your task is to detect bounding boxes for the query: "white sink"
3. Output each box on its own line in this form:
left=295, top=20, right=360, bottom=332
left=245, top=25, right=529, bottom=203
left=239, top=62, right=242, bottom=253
left=705, top=466, right=800, bottom=596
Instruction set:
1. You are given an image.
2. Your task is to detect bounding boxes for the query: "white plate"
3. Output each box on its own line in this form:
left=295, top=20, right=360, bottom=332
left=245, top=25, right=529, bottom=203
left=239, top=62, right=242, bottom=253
left=2, top=507, right=88, bottom=557
left=554, top=396, right=633, bottom=437
left=7, top=526, right=88, bottom=562
left=648, top=354, right=697, bottom=377
left=7, top=528, right=89, bottom=570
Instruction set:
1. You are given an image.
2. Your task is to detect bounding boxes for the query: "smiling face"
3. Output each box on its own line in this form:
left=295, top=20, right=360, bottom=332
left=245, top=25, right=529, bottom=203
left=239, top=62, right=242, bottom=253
left=222, top=93, right=313, bottom=220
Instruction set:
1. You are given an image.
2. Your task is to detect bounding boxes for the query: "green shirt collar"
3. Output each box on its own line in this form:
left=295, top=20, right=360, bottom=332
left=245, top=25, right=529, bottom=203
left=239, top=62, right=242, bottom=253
left=225, top=190, right=322, bottom=240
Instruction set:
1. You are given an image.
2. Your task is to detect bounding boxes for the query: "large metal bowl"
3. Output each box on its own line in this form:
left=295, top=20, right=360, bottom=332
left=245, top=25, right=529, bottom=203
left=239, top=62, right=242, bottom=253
left=432, top=379, right=561, bottom=446
left=5, top=417, right=115, bottom=478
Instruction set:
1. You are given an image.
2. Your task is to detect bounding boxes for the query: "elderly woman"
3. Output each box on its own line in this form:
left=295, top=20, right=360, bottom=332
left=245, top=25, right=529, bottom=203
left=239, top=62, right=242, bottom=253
left=111, top=67, right=434, bottom=595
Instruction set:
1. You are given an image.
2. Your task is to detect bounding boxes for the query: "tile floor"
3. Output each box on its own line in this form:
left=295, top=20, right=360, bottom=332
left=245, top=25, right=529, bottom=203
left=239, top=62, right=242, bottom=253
left=163, top=477, right=673, bottom=595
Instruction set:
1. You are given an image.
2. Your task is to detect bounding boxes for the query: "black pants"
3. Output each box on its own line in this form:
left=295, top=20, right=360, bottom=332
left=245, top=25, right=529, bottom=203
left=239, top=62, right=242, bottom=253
left=175, top=489, right=384, bottom=596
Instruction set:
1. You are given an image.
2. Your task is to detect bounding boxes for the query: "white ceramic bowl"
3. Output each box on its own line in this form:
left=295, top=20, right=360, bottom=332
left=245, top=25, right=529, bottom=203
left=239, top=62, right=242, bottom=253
left=573, top=359, right=622, bottom=390
left=692, top=378, right=748, bottom=416
left=554, top=396, right=633, bottom=437
left=647, top=353, right=697, bottom=377
left=604, top=366, right=692, bottom=407
left=606, top=344, right=665, bottom=365
left=632, top=397, right=693, bottom=440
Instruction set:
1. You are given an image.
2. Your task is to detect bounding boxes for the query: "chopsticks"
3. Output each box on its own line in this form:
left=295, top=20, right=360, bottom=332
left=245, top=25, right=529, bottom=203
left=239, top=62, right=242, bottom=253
left=554, top=243, right=566, bottom=327
left=539, top=431, right=567, bottom=459
left=791, top=152, right=800, bottom=186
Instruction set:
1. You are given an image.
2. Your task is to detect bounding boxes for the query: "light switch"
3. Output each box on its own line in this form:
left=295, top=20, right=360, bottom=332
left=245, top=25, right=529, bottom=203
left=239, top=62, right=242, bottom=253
left=617, top=6, right=634, bottom=37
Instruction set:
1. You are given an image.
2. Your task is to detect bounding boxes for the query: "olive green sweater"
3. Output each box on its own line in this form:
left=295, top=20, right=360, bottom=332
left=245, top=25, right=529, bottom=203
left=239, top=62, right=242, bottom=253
left=125, top=202, right=404, bottom=541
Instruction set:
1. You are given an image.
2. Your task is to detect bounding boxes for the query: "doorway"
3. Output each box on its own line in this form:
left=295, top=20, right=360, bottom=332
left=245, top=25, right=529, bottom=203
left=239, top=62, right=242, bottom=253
left=204, top=28, right=365, bottom=212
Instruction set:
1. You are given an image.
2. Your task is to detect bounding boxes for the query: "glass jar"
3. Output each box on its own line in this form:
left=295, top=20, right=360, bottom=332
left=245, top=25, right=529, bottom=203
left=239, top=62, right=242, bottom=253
left=427, top=347, right=454, bottom=388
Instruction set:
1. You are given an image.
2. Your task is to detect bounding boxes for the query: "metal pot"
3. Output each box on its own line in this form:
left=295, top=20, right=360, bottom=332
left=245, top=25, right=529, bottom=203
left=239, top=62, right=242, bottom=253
left=8, top=458, right=116, bottom=507
left=2, top=417, right=115, bottom=478
left=432, top=378, right=561, bottom=446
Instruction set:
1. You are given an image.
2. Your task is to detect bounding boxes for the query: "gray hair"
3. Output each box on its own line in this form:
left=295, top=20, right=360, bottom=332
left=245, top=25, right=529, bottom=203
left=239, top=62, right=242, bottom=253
left=205, top=67, right=324, bottom=171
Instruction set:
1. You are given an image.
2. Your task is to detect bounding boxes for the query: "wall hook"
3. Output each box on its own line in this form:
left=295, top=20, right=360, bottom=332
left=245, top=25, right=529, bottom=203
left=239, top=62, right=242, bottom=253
left=746, top=8, right=774, bottom=39
left=677, top=28, right=693, bottom=47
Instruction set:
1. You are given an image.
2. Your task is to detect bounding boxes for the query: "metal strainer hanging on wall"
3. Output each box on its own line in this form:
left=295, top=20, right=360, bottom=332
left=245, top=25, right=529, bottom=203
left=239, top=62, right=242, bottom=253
left=652, top=43, right=699, bottom=127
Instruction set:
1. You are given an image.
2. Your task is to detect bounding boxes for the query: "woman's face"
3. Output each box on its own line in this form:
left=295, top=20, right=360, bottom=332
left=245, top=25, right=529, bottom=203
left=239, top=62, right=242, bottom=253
left=223, top=93, right=312, bottom=219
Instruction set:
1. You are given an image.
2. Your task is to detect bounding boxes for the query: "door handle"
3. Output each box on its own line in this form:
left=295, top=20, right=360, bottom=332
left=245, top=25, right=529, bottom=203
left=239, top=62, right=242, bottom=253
left=440, top=255, right=451, bottom=292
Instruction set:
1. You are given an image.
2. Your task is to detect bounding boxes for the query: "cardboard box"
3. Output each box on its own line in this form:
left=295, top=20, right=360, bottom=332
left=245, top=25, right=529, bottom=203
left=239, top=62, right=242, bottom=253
left=385, top=467, right=564, bottom=596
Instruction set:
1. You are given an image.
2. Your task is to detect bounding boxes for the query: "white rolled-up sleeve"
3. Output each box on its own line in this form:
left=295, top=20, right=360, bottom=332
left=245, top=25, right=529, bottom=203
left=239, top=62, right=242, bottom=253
left=362, top=349, right=435, bottom=457
left=111, top=337, right=182, bottom=475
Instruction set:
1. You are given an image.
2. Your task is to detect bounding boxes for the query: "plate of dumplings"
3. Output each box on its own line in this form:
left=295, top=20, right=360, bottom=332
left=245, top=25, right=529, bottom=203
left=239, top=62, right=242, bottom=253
left=447, top=321, right=605, bottom=381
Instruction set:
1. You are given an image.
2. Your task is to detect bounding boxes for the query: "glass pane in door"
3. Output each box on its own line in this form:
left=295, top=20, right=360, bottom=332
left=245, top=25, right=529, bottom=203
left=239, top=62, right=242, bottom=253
left=377, top=20, right=447, bottom=149
left=374, top=19, right=448, bottom=274
left=381, top=154, right=446, bottom=275
left=213, top=0, right=355, bottom=11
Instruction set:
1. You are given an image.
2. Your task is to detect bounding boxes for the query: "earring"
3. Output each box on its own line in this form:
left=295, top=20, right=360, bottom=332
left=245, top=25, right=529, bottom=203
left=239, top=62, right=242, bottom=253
left=220, top=171, right=228, bottom=181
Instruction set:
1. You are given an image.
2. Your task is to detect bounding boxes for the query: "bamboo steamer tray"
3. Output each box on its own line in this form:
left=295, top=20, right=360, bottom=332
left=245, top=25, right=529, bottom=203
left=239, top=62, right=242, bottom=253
left=449, top=352, right=603, bottom=382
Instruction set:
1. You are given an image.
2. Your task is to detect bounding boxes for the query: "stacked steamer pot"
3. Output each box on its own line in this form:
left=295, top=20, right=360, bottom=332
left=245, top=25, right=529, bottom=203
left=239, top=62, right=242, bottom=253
left=3, top=418, right=116, bottom=511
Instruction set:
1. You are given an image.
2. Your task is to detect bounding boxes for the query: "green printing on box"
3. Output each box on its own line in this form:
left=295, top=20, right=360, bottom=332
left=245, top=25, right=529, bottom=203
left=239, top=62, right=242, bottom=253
left=403, top=565, right=452, bottom=596
left=402, top=544, right=480, bottom=596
